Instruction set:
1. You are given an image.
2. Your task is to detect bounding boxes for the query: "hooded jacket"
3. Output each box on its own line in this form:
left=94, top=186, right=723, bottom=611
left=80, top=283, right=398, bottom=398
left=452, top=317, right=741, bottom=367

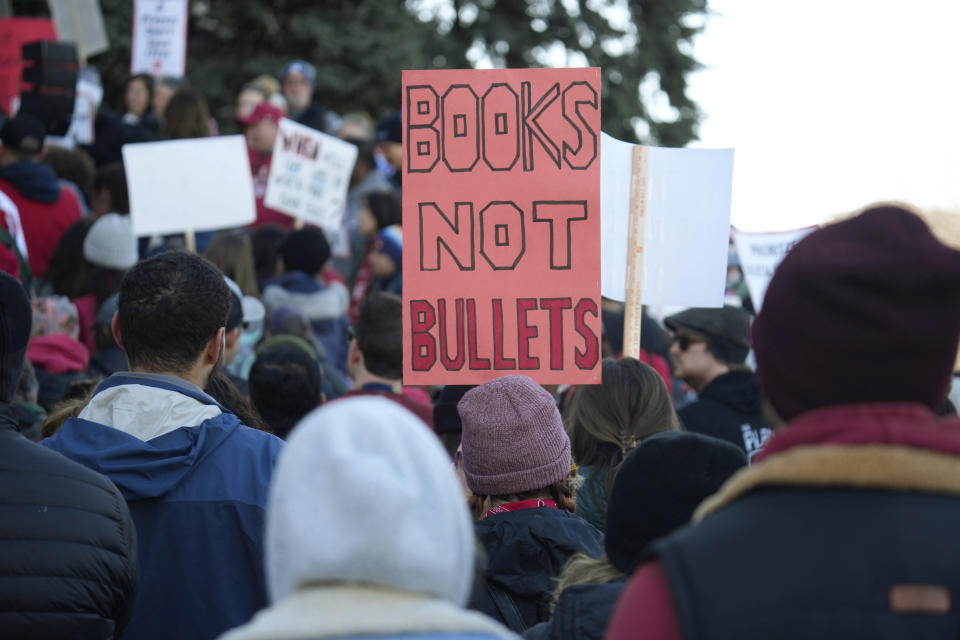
left=218, top=396, right=516, bottom=640
left=522, top=582, right=625, bottom=640
left=42, top=372, right=284, bottom=640
left=471, top=508, right=603, bottom=632
left=0, top=161, right=82, bottom=278
left=0, top=403, right=139, bottom=638
left=261, top=270, right=350, bottom=373
left=677, top=370, right=772, bottom=459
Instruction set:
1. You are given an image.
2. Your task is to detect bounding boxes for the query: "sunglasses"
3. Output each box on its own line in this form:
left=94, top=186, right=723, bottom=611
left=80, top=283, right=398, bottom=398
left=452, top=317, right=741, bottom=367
left=671, top=333, right=705, bottom=351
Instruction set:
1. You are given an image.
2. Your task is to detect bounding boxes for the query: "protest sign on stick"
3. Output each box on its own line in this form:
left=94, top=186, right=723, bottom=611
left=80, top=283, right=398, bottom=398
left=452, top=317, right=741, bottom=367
left=402, top=67, right=603, bottom=385
left=130, top=0, right=188, bottom=78
left=731, top=227, right=815, bottom=311
left=48, top=0, right=109, bottom=62
left=0, top=18, right=57, bottom=116
left=601, top=133, right=734, bottom=358
left=123, top=136, right=256, bottom=239
left=263, top=118, right=358, bottom=230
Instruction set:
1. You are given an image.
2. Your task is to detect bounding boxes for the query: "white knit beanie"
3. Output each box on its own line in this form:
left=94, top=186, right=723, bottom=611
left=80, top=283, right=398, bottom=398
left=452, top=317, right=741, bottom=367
left=265, top=397, right=475, bottom=606
left=83, top=214, right=137, bottom=270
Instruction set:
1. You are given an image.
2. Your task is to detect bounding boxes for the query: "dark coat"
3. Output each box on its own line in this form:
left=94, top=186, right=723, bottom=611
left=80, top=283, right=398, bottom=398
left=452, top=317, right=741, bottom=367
left=677, top=370, right=771, bottom=459
left=523, top=581, right=626, bottom=640
left=470, top=507, right=603, bottom=633
left=0, top=404, right=138, bottom=638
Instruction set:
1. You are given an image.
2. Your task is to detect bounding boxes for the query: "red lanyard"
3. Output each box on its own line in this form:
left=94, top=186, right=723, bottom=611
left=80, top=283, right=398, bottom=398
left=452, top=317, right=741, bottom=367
left=482, top=498, right=558, bottom=520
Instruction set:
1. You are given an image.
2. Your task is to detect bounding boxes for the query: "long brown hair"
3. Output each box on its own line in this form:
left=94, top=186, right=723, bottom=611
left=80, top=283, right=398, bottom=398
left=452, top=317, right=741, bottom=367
left=160, top=89, right=212, bottom=139
left=564, top=357, right=680, bottom=494
left=205, top=229, right=260, bottom=297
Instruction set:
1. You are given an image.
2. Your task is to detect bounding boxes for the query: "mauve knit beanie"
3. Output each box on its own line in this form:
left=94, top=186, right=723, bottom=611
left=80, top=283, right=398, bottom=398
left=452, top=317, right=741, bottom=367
left=753, top=205, right=960, bottom=422
left=458, top=375, right=571, bottom=496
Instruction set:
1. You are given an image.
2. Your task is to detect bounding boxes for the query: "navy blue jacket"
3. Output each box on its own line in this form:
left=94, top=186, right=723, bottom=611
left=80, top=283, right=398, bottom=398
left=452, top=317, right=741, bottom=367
left=43, top=374, right=283, bottom=640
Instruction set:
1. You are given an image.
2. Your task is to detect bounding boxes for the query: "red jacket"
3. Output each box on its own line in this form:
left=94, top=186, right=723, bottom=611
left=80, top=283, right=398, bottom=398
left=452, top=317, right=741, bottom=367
left=0, top=167, right=82, bottom=278
left=606, top=403, right=960, bottom=640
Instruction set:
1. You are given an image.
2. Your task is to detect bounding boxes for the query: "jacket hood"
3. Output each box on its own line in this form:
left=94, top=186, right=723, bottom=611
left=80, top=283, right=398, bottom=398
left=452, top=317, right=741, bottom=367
left=262, top=274, right=349, bottom=320
left=42, top=375, right=239, bottom=501
left=534, top=581, right=626, bottom=640
left=27, top=333, right=90, bottom=373
left=0, top=161, right=61, bottom=203
left=698, top=370, right=763, bottom=415
left=475, top=509, right=603, bottom=598
left=266, top=397, right=475, bottom=606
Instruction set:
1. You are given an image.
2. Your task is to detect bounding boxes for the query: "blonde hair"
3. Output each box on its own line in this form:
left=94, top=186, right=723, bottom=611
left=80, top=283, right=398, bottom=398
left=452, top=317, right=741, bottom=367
left=205, top=229, right=260, bottom=298
left=42, top=388, right=96, bottom=439
left=551, top=553, right=624, bottom=610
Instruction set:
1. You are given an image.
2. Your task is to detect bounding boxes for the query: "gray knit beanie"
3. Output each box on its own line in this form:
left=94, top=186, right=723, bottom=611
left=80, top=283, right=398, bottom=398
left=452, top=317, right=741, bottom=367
left=458, top=375, right=571, bottom=496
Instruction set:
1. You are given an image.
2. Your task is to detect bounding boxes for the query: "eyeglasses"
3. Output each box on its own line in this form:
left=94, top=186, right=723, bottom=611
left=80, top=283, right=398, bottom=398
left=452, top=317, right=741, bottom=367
left=671, top=333, right=705, bottom=351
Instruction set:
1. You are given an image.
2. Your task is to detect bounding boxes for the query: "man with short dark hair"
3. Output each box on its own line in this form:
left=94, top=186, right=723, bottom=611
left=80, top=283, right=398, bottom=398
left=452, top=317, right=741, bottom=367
left=0, top=271, right=139, bottom=637
left=340, top=291, right=433, bottom=427
left=607, top=205, right=960, bottom=639
left=664, top=305, right=771, bottom=459
left=43, top=251, right=283, bottom=640
left=249, top=341, right=324, bottom=439
left=0, top=112, right=83, bottom=279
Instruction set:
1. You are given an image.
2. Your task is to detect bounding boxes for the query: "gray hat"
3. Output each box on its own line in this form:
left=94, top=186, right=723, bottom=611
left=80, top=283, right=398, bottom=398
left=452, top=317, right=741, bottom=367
left=83, top=214, right=137, bottom=270
left=664, top=305, right=751, bottom=364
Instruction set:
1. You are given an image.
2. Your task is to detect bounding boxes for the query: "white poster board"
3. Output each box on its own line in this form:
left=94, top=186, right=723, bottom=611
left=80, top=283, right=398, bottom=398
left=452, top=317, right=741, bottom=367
left=732, top=227, right=815, bottom=311
left=263, top=118, right=358, bottom=230
left=601, top=132, right=735, bottom=307
left=48, top=0, right=109, bottom=60
left=123, top=136, right=256, bottom=236
left=130, top=0, right=188, bottom=78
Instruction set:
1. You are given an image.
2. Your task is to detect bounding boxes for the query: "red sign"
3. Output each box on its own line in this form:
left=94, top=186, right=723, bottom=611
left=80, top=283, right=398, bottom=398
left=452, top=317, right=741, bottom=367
left=0, top=18, right=57, bottom=116
left=402, top=68, right=602, bottom=385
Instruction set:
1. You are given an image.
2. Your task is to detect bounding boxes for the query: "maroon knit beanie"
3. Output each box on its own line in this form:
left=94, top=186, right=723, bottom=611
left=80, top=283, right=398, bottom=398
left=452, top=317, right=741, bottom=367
left=457, top=375, right=571, bottom=496
left=753, top=205, right=960, bottom=421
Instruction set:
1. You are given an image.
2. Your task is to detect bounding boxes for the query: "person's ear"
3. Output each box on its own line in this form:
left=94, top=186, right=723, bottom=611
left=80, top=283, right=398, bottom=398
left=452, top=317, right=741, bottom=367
left=206, top=327, right=226, bottom=364
left=111, top=312, right=125, bottom=351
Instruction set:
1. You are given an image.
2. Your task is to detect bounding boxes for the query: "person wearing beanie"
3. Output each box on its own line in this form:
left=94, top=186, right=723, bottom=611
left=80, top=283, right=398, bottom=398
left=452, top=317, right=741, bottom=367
left=248, top=342, right=324, bottom=440
left=83, top=213, right=138, bottom=271
left=281, top=59, right=341, bottom=135
left=368, top=223, right=403, bottom=295
left=664, top=304, right=772, bottom=458
left=375, top=110, right=403, bottom=190
left=563, top=357, right=681, bottom=532
left=607, top=205, right=960, bottom=640
left=0, top=271, right=139, bottom=637
left=261, top=227, right=351, bottom=373
left=0, top=112, right=83, bottom=280
left=217, top=397, right=516, bottom=640
left=524, top=431, right=746, bottom=640
left=459, top=375, right=603, bottom=633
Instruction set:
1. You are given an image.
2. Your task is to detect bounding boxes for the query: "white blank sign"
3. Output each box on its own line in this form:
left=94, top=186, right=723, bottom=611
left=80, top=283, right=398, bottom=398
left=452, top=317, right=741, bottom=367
left=123, top=136, right=256, bottom=236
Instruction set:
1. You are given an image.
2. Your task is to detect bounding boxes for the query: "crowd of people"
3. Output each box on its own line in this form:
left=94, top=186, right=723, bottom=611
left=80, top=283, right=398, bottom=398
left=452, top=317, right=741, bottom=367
left=1, top=56, right=960, bottom=640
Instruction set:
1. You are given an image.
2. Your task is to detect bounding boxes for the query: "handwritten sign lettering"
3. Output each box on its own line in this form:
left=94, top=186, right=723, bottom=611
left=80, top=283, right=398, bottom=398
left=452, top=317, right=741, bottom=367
left=263, top=117, right=358, bottom=230
left=130, top=0, right=188, bottom=78
left=403, top=68, right=602, bottom=385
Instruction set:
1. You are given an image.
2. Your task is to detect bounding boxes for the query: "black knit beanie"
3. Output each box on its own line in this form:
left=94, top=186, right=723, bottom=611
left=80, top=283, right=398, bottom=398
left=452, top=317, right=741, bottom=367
left=753, top=205, right=960, bottom=422
left=279, top=227, right=331, bottom=275
left=605, top=431, right=746, bottom=574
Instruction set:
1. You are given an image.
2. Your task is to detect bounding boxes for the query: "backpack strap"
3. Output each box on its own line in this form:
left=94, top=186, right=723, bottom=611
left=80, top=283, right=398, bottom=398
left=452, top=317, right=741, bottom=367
left=485, top=582, right=528, bottom=633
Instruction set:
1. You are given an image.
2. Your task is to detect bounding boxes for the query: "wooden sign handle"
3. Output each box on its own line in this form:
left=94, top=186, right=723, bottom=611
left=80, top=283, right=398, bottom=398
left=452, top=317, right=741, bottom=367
left=622, top=145, right=649, bottom=359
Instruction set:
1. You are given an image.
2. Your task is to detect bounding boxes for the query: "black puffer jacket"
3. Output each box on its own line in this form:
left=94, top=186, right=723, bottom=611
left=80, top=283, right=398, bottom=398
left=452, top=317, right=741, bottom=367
left=470, top=507, right=603, bottom=632
left=523, top=580, right=626, bottom=640
left=0, top=404, right=138, bottom=638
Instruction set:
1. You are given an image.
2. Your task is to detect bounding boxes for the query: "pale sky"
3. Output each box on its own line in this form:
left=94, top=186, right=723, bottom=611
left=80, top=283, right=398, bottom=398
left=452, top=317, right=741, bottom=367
left=686, top=0, right=960, bottom=231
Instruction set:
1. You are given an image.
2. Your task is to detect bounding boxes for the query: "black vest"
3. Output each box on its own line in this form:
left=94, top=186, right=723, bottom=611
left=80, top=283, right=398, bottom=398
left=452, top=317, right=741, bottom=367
left=653, top=487, right=960, bottom=639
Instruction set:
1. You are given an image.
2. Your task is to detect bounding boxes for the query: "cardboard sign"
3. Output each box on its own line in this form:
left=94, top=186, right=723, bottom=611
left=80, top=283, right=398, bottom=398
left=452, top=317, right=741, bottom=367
left=49, top=0, right=109, bottom=61
left=402, top=68, right=603, bottom=385
left=0, top=18, right=57, bottom=116
left=263, top=118, right=358, bottom=230
left=130, top=0, right=188, bottom=78
left=732, top=227, right=815, bottom=311
left=123, top=136, right=256, bottom=236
